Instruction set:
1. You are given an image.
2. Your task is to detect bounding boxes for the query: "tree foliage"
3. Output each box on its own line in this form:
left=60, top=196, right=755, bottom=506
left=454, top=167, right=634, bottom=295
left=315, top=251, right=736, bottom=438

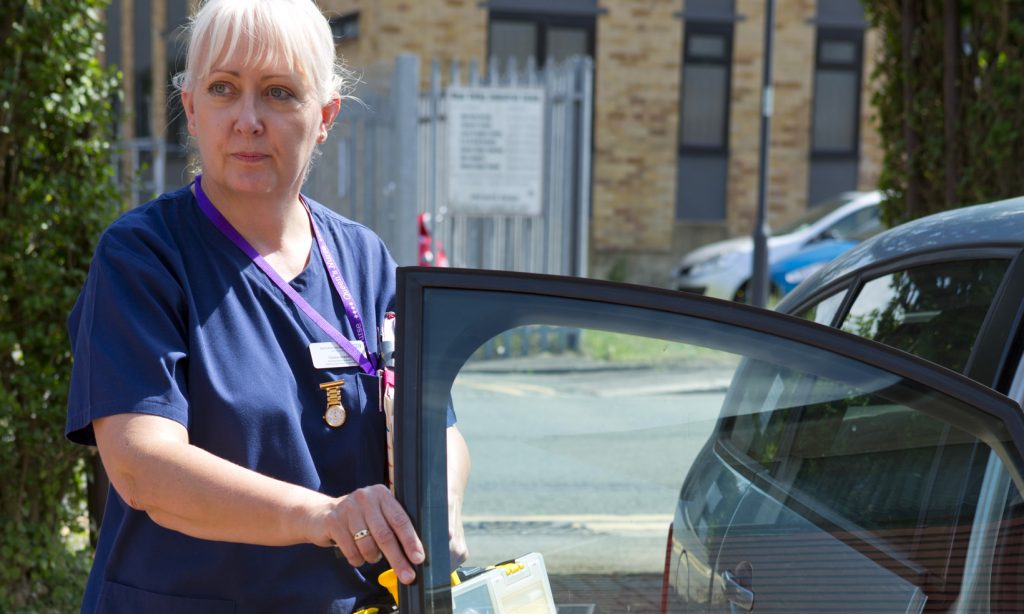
left=863, top=0, right=1024, bottom=226
left=0, top=0, right=121, bottom=610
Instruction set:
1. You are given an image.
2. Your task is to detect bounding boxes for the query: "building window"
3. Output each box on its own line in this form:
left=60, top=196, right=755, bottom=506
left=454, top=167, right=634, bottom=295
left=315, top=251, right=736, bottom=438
left=487, top=12, right=595, bottom=67
left=676, top=19, right=734, bottom=222
left=810, top=30, right=862, bottom=155
left=679, top=23, right=732, bottom=152
left=329, top=12, right=359, bottom=44
left=807, top=26, right=865, bottom=205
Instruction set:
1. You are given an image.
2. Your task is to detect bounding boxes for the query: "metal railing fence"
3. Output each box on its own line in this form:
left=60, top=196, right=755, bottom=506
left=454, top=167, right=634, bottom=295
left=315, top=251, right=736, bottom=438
left=305, top=54, right=594, bottom=358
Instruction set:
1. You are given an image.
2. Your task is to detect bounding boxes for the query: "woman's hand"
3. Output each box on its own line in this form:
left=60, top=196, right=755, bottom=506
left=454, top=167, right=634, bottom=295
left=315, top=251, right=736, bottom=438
left=448, top=495, right=469, bottom=569
left=447, top=426, right=471, bottom=569
left=314, top=484, right=425, bottom=585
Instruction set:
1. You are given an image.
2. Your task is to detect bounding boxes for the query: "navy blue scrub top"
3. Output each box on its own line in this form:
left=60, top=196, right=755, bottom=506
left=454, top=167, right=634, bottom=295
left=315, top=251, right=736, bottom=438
left=66, top=185, right=439, bottom=613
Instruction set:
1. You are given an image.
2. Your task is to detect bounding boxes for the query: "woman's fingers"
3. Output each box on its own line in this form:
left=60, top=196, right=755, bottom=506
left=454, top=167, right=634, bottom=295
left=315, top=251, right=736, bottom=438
left=376, top=493, right=425, bottom=582
left=346, top=525, right=380, bottom=566
left=333, top=530, right=366, bottom=568
left=331, top=485, right=425, bottom=584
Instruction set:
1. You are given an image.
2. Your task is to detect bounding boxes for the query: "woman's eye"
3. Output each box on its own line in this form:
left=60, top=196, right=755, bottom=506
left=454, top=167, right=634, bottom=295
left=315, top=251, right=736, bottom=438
left=268, top=86, right=294, bottom=100
left=208, top=82, right=231, bottom=96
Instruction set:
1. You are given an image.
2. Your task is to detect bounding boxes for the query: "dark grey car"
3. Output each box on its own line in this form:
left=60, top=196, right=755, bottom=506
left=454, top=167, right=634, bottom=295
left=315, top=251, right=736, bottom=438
left=386, top=197, right=1024, bottom=613
left=671, top=197, right=1024, bottom=612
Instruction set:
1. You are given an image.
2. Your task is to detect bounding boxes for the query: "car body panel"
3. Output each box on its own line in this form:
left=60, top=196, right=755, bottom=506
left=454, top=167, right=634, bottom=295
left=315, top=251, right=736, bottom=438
left=713, top=469, right=928, bottom=613
left=392, top=268, right=1024, bottom=613
left=769, top=239, right=858, bottom=295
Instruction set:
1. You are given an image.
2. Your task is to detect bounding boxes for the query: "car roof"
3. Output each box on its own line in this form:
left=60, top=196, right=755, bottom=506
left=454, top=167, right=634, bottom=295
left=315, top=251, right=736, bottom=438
left=779, top=195, right=1024, bottom=309
left=772, top=190, right=880, bottom=236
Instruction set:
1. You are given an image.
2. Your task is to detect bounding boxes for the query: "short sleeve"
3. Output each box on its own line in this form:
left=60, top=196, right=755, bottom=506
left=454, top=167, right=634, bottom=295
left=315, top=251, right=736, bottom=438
left=66, top=222, right=190, bottom=445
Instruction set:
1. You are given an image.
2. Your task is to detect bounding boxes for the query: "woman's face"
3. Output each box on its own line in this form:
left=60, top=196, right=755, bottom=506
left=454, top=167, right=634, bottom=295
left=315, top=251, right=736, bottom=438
left=181, top=46, right=338, bottom=202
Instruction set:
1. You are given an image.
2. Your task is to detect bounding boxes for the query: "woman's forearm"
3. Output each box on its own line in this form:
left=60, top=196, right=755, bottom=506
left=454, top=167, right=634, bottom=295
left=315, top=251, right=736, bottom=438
left=95, top=412, right=332, bottom=546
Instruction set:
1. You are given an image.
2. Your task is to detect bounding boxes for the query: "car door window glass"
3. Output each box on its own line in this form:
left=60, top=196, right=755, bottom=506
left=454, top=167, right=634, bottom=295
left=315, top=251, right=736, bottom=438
left=840, top=259, right=1010, bottom=372
left=725, top=361, right=798, bottom=469
left=782, top=388, right=988, bottom=564
left=718, top=360, right=1015, bottom=611
left=798, top=290, right=845, bottom=325
left=452, top=326, right=741, bottom=611
left=402, top=277, right=1024, bottom=613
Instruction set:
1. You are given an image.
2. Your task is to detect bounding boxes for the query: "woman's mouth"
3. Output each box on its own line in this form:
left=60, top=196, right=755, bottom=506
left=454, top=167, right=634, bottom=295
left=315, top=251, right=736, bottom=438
left=233, top=152, right=268, bottom=163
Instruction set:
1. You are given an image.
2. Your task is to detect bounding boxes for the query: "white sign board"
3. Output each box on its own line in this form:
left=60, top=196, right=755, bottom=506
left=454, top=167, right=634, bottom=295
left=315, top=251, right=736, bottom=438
left=447, top=87, right=545, bottom=216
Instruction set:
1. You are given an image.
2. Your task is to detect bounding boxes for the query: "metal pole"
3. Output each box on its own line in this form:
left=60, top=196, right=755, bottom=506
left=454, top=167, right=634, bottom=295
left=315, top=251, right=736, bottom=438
left=750, top=0, right=775, bottom=308
left=392, top=54, right=419, bottom=266
left=576, top=57, right=594, bottom=278
left=429, top=59, right=441, bottom=267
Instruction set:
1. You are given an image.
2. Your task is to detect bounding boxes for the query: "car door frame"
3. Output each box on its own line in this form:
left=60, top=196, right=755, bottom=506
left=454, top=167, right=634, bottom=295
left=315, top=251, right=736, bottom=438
left=391, top=267, right=1024, bottom=613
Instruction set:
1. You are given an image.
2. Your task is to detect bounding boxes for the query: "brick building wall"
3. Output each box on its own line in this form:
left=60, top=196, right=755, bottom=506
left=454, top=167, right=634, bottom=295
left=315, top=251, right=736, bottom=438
left=591, top=0, right=882, bottom=286
left=313, top=0, right=883, bottom=287
left=729, top=0, right=816, bottom=234
left=858, top=26, right=883, bottom=190
left=591, top=1, right=681, bottom=253
left=726, top=0, right=766, bottom=240
left=321, top=0, right=486, bottom=86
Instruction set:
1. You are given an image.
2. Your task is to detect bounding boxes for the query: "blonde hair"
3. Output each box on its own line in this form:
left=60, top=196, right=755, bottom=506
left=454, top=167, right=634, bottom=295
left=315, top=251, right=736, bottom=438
left=173, top=0, right=350, bottom=105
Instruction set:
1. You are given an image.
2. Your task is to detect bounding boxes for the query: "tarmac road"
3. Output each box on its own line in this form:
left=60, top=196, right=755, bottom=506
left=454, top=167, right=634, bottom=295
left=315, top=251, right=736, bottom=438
left=450, top=358, right=735, bottom=579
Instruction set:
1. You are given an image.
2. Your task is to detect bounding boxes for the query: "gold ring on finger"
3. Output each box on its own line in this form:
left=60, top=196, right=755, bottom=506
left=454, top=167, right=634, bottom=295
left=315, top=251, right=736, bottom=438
left=353, top=529, right=370, bottom=541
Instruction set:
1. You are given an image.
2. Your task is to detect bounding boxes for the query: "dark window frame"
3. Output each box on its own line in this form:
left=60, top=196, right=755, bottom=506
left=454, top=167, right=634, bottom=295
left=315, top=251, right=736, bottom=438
left=487, top=10, right=596, bottom=67
left=678, top=20, right=734, bottom=156
left=809, top=27, right=864, bottom=159
left=328, top=12, right=360, bottom=44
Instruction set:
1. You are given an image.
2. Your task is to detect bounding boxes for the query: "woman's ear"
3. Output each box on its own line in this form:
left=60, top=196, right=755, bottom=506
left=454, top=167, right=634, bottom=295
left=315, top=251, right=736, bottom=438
left=318, top=96, right=341, bottom=143
left=181, top=90, right=197, bottom=136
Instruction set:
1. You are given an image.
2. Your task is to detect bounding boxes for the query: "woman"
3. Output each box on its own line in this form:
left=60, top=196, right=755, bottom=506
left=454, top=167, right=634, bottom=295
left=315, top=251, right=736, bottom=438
left=65, top=0, right=469, bottom=611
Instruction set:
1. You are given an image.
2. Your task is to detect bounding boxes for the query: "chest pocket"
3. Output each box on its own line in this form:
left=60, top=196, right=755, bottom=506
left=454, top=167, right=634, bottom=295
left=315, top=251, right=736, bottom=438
left=314, top=371, right=388, bottom=496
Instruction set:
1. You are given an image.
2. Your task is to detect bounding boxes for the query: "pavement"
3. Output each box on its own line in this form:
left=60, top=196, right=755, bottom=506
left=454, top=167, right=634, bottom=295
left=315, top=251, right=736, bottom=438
left=460, top=354, right=736, bottom=397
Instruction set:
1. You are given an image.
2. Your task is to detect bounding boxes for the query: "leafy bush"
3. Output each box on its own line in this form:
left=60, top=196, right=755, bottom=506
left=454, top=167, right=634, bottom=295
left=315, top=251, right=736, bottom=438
left=864, top=0, right=1024, bottom=225
left=0, top=0, right=121, bottom=610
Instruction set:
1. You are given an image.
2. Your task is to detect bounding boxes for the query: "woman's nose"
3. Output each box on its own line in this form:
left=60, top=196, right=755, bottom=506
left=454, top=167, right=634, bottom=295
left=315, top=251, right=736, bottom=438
left=234, top=93, right=264, bottom=135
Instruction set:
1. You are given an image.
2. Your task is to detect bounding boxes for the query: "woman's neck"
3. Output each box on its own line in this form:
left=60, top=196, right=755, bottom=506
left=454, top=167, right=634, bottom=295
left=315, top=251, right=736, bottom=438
left=197, top=177, right=313, bottom=281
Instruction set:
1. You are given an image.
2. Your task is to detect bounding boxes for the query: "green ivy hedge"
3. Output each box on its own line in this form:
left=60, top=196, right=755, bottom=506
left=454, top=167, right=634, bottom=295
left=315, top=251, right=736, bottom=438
left=864, top=0, right=1024, bottom=225
left=1, top=1, right=121, bottom=610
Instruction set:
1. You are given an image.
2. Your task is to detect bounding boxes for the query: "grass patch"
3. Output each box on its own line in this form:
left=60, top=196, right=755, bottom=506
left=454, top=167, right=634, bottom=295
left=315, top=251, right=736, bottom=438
left=579, top=329, right=738, bottom=367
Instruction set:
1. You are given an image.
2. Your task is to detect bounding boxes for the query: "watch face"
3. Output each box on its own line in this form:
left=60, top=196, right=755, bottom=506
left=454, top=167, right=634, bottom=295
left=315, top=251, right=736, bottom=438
left=324, top=404, right=347, bottom=428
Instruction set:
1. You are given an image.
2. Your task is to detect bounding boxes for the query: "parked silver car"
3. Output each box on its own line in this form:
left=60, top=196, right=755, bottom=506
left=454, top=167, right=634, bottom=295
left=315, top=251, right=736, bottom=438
left=673, top=191, right=882, bottom=301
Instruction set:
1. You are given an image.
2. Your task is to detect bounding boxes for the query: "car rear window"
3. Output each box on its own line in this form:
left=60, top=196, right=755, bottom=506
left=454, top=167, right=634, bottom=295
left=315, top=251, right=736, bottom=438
left=839, top=258, right=1010, bottom=373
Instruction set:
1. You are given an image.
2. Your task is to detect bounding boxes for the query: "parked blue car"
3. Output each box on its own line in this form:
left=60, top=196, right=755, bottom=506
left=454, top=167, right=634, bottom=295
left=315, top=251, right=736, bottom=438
left=769, top=238, right=858, bottom=295
left=770, top=218, right=885, bottom=295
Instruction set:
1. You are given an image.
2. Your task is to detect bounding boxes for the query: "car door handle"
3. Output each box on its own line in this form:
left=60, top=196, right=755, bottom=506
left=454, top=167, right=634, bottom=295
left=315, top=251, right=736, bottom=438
left=722, top=568, right=754, bottom=612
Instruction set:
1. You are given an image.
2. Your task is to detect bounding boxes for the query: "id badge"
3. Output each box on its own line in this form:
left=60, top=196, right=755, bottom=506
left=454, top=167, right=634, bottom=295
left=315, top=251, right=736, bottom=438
left=309, top=340, right=366, bottom=369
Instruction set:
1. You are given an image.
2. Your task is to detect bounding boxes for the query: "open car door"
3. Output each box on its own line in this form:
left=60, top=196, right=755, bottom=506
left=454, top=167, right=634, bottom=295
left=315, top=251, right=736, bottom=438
left=392, top=268, right=1024, bottom=614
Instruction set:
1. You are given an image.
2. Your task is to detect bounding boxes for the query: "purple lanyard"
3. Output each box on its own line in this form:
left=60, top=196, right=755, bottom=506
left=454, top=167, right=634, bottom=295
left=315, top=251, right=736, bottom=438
left=194, top=176, right=377, bottom=375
